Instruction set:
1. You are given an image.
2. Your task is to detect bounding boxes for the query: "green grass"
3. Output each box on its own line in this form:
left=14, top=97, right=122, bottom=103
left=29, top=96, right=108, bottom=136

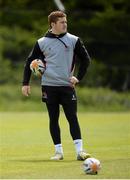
left=0, top=112, right=130, bottom=179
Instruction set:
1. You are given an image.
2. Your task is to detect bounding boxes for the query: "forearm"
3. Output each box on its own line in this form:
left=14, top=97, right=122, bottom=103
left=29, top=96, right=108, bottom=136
left=22, top=60, right=32, bottom=85
left=77, top=60, right=90, bottom=81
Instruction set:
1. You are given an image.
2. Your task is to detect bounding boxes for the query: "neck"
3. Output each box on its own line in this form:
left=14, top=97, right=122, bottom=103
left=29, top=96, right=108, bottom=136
left=51, top=29, right=61, bottom=35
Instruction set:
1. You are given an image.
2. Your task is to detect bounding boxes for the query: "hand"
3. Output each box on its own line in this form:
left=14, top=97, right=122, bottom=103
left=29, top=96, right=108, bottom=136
left=22, top=85, right=31, bottom=96
left=70, top=76, right=79, bottom=87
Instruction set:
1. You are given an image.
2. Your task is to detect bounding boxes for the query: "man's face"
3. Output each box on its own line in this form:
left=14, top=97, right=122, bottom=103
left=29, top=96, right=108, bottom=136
left=52, top=17, right=67, bottom=34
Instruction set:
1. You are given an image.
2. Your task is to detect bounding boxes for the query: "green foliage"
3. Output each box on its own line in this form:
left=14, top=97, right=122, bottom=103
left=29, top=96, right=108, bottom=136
left=80, top=60, right=108, bottom=87
left=0, top=58, right=12, bottom=83
left=0, top=26, right=36, bottom=83
left=77, top=87, right=130, bottom=111
left=0, top=84, right=130, bottom=112
left=65, top=0, right=130, bottom=90
left=0, top=0, right=130, bottom=90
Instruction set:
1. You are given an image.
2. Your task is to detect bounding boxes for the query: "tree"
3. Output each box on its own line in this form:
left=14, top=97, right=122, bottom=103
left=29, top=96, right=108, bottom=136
left=63, top=0, right=130, bottom=90
left=0, top=0, right=130, bottom=90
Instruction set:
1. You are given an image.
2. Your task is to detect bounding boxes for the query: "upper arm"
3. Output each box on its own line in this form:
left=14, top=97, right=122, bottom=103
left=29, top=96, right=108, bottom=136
left=28, top=41, right=45, bottom=61
left=74, top=38, right=91, bottom=61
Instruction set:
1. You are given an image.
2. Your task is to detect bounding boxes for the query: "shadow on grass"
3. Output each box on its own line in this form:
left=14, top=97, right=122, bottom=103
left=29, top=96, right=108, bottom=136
left=8, top=159, right=77, bottom=163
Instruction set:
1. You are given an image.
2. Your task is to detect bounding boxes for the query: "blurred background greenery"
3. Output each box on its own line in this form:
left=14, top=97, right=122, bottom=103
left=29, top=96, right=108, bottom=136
left=0, top=0, right=130, bottom=111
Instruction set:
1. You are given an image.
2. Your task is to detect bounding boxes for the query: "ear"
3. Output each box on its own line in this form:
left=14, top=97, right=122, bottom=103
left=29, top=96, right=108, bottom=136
left=51, top=22, right=55, bottom=28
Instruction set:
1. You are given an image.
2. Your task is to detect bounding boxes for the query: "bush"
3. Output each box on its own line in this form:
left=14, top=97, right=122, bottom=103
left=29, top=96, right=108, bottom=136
left=0, top=84, right=130, bottom=112
left=77, top=87, right=130, bottom=111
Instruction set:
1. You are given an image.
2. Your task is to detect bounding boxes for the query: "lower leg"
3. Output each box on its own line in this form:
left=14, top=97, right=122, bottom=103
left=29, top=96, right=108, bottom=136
left=73, top=139, right=83, bottom=154
left=46, top=103, right=63, bottom=154
left=62, top=102, right=88, bottom=156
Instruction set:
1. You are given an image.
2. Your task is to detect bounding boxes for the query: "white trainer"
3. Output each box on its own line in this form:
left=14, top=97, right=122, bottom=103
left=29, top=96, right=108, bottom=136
left=77, top=151, right=91, bottom=161
left=50, top=152, right=63, bottom=160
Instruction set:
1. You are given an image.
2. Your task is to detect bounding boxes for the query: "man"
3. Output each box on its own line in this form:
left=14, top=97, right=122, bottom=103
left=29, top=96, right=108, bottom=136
left=22, top=11, right=91, bottom=160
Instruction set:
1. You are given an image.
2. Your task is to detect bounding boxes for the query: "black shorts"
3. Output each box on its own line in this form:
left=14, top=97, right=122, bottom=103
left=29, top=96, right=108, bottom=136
left=41, top=86, right=77, bottom=105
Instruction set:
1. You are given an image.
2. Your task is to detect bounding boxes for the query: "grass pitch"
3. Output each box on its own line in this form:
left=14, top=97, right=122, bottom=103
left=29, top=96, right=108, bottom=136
left=0, top=112, right=130, bottom=179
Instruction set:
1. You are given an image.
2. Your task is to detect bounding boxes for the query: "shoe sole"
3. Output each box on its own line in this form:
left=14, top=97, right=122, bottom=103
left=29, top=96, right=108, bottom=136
left=50, top=157, right=63, bottom=160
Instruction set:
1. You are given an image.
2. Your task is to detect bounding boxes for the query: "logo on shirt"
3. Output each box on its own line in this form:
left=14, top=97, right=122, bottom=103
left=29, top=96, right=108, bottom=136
left=43, top=92, right=47, bottom=99
left=72, top=94, right=76, bottom=101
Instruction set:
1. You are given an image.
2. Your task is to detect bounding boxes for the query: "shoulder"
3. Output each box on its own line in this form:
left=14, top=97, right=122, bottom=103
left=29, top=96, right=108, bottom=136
left=38, top=36, right=47, bottom=44
left=37, top=36, right=50, bottom=50
left=66, top=32, right=79, bottom=41
left=64, top=33, right=79, bottom=47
